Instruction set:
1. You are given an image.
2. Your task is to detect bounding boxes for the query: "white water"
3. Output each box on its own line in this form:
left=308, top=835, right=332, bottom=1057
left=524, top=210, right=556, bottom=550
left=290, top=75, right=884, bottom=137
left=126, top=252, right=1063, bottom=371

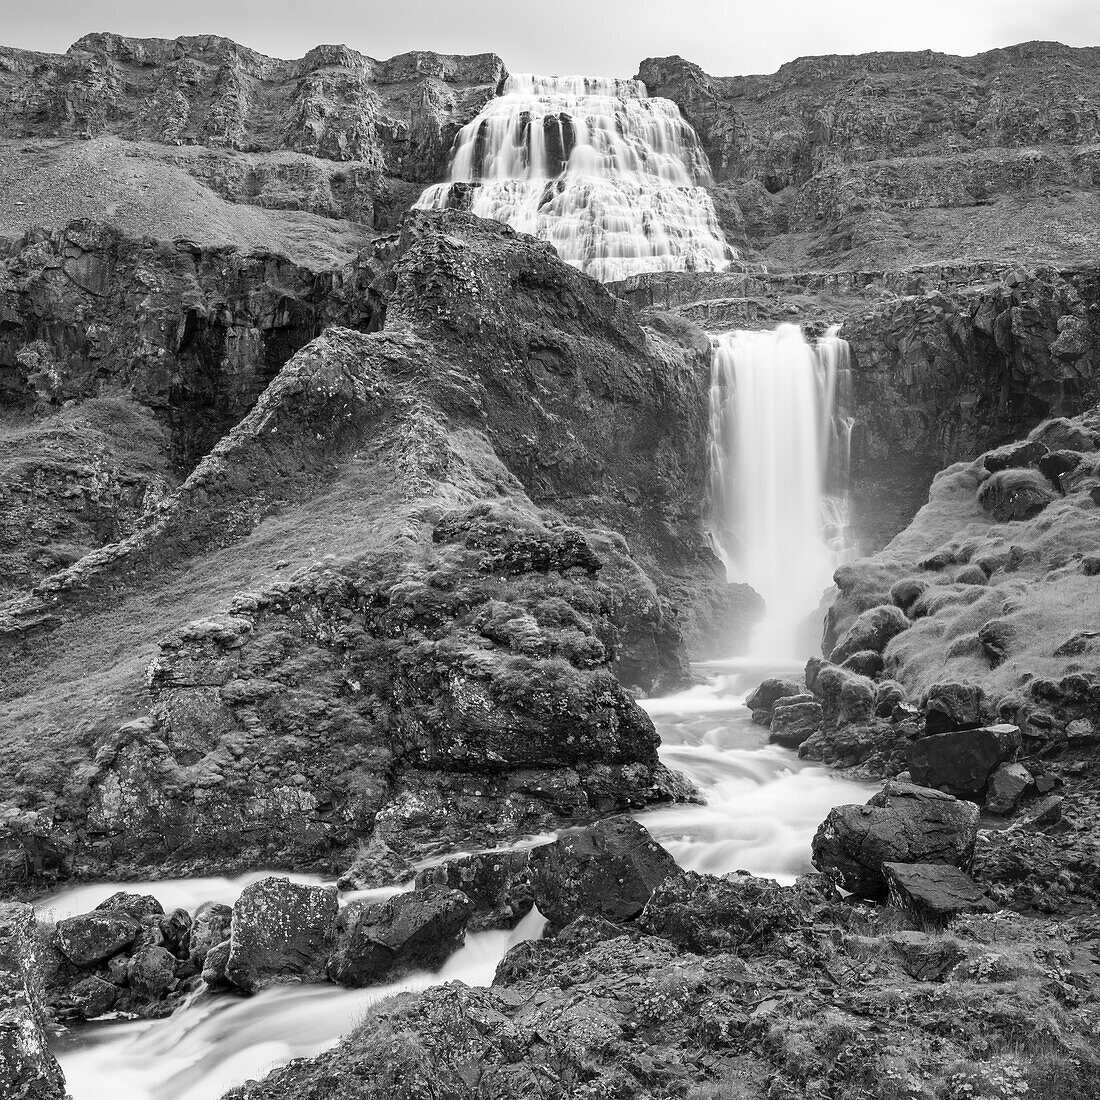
left=416, top=73, right=733, bottom=282
left=708, top=324, right=854, bottom=658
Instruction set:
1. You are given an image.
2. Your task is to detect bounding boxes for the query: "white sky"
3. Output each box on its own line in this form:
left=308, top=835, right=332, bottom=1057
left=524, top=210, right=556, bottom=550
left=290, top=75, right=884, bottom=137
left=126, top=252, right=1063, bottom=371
left=6, top=0, right=1099, bottom=76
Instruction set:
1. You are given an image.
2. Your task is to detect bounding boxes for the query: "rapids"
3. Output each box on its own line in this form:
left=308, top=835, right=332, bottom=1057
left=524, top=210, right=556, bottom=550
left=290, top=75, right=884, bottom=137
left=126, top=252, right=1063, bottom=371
left=416, top=73, right=733, bottom=281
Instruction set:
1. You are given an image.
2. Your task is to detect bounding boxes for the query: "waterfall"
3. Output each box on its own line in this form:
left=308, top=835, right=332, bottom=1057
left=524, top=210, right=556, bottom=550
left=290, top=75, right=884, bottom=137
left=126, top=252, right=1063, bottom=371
left=708, top=324, right=854, bottom=657
left=416, top=74, right=733, bottom=282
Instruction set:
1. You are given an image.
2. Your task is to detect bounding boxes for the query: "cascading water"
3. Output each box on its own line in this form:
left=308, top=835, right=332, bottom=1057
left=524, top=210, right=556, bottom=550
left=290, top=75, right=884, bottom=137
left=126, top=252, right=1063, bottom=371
left=707, top=323, right=855, bottom=658
left=416, top=73, right=733, bottom=282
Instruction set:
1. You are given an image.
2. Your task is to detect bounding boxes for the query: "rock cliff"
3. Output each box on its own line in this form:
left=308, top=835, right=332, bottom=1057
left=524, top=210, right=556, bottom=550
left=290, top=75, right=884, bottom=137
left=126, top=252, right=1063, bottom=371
left=639, top=43, right=1100, bottom=270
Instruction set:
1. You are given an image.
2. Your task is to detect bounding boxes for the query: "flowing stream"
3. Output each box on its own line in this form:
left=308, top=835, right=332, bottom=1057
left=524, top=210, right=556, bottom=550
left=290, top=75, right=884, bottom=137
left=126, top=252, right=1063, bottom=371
left=416, top=73, right=733, bottom=281
left=48, top=315, right=863, bottom=1097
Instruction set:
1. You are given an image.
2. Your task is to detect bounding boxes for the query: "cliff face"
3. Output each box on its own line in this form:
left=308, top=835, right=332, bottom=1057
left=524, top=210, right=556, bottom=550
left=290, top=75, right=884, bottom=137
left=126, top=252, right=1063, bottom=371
left=0, top=35, right=504, bottom=246
left=639, top=43, right=1100, bottom=270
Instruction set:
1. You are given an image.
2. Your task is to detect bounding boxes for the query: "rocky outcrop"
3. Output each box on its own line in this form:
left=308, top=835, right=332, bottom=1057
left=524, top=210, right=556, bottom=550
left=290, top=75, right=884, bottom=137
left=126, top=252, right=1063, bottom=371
left=819, top=405, right=1100, bottom=752
left=0, top=903, right=68, bottom=1100
left=0, top=211, right=739, bottom=893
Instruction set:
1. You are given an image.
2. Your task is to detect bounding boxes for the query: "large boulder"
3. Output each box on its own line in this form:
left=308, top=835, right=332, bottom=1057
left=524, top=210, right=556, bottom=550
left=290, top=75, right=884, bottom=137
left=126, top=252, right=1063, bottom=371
left=327, top=886, right=473, bottom=987
left=414, top=850, right=534, bottom=931
left=923, top=680, right=988, bottom=734
left=830, top=604, right=910, bottom=664
left=528, top=816, right=678, bottom=930
left=907, top=724, right=1022, bottom=798
left=811, top=782, right=980, bottom=898
left=768, top=699, right=823, bottom=748
left=639, top=871, right=798, bottom=954
left=977, top=468, right=1056, bottom=521
left=54, top=910, right=139, bottom=966
left=882, top=863, right=997, bottom=926
left=0, top=903, right=68, bottom=1100
left=745, top=677, right=803, bottom=714
left=94, top=892, right=164, bottom=921
left=225, top=878, right=338, bottom=994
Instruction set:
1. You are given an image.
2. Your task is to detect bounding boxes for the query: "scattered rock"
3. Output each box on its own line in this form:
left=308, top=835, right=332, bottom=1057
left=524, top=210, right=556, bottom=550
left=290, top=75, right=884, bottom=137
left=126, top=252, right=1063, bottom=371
left=201, top=940, right=231, bottom=989
left=94, top=892, right=165, bottom=921
left=528, top=816, right=678, bottom=930
left=1012, top=795, right=1064, bottom=830
left=126, top=946, right=177, bottom=998
left=830, top=604, right=909, bottom=664
left=66, top=974, right=118, bottom=1019
left=886, top=930, right=966, bottom=980
left=982, top=439, right=1048, bottom=472
left=977, top=468, right=1056, bottom=521
left=1038, top=449, right=1083, bottom=487
left=840, top=650, right=885, bottom=678
left=189, top=902, right=233, bottom=968
left=923, top=680, right=987, bottom=734
left=745, top=677, right=803, bottom=713
left=768, top=700, right=823, bottom=747
left=985, top=762, right=1033, bottom=814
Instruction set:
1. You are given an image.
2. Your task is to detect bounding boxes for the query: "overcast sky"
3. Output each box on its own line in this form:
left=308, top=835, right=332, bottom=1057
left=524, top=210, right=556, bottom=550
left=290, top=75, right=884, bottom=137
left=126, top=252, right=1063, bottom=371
left=6, top=0, right=1099, bottom=76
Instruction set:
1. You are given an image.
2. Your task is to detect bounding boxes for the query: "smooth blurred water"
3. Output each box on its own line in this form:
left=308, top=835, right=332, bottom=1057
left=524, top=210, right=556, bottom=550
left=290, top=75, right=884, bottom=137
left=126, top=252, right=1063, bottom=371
left=707, top=325, right=855, bottom=658
left=638, top=656, right=872, bottom=882
left=54, top=908, right=546, bottom=1100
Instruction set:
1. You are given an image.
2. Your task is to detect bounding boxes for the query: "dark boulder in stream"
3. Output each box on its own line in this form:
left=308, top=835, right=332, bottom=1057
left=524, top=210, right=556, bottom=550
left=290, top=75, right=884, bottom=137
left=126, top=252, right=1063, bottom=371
left=528, top=816, right=679, bottom=931
left=327, top=886, right=474, bottom=987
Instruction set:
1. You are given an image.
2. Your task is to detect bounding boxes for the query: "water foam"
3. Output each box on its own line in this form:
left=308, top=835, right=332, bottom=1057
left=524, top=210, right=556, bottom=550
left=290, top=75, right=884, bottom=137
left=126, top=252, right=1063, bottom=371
left=417, top=73, right=733, bottom=281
